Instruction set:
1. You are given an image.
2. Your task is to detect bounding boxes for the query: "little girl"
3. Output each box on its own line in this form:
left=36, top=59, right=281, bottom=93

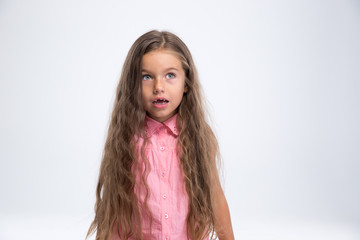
left=86, top=30, right=234, bottom=240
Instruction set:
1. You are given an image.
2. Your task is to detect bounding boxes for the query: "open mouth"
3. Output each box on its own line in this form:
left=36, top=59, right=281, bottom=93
left=152, top=98, right=169, bottom=105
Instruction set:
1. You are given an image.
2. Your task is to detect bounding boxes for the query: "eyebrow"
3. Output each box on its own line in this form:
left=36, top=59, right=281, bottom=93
left=141, top=67, right=180, bottom=73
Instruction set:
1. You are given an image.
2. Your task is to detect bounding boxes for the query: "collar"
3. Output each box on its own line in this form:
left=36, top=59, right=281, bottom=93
left=145, top=114, right=179, bottom=137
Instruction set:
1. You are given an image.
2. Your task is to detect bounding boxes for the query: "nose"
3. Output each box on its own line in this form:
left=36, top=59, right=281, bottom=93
left=153, top=78, right=164, bottom=94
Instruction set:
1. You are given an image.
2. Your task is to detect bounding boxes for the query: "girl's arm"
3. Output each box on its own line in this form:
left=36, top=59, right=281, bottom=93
left=213, top=180, right=235, bottom=240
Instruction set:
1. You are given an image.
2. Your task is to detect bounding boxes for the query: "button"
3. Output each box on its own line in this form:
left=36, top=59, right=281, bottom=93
left=164, top=213, right=169, bottom=219
left=160, top=146, right=165, bottom=151
left=162, top=194, right=167, bottom=199
left=161, top=171, right=166, bottom=176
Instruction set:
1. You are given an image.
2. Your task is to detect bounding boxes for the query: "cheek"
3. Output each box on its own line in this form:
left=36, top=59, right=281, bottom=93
left=179, top=80, right=186, bottom=97
left=141, top=87, right=148, bottom=104
left=141, top=83, right=150, bottom=96
left=176, top=86, right=186, bottom=102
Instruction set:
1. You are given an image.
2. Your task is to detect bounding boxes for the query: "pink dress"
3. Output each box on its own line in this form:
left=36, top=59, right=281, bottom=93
left=113, top=114, right=208, bottom=240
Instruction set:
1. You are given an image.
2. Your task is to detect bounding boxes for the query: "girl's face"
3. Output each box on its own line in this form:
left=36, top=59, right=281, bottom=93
left=141, top=49, right=187, bottom=123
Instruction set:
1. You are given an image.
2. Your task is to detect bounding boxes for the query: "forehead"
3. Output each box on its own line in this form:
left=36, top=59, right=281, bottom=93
left=141, top=49, right=183, bottom=71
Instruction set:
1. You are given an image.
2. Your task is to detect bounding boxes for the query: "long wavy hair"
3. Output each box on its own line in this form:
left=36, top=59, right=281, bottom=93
left=86, top=30, right=221, bottom=240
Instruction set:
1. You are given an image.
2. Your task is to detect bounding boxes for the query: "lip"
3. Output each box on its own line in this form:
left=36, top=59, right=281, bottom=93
left=152, top=102, right=168, bottom=108
left=152, top=97, right=169, bottom=108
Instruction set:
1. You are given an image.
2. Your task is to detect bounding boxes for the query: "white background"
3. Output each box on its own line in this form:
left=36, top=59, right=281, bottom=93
left=1, top=0, right=359, bottom=239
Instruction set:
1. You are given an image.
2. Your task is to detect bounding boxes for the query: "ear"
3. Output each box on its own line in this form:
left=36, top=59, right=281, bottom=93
left=184, top=85, right=189, bottom=93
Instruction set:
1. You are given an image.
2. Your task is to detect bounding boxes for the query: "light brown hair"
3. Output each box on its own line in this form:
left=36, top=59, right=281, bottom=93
left=86, top=30, right=220, bottom=240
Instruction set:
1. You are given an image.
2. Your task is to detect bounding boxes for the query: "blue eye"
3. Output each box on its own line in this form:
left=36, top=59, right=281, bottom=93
left=166, top=73, right=175, bottom=79
left=142, top=75, right=152, bottom=81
